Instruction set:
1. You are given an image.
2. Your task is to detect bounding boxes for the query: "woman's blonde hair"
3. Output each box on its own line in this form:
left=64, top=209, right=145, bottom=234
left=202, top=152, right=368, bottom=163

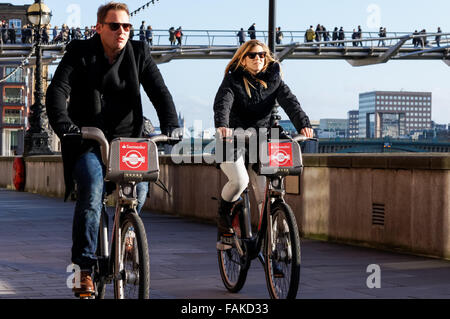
left=225, top=40, right=277, bottom=98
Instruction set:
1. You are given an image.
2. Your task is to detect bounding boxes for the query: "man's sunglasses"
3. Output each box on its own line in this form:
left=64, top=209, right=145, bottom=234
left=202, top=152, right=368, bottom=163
left=245, top=51, right=267, bottom=59
left=103, top=22, right=132, bottom=32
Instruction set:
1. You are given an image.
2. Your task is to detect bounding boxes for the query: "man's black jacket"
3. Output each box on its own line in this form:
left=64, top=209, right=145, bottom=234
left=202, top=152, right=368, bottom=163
left=46, top=34, right=179, bottom=200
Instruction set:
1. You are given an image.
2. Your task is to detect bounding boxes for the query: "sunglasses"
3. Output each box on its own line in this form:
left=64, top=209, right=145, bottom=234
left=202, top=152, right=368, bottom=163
left=103, top=22, right=132, bottom=32
left=245, top=51, right=267, bottom=59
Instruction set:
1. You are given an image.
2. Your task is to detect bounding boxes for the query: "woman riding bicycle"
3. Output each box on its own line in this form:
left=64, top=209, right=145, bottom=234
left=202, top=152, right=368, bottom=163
left=213, top=39, right=313, bottom=249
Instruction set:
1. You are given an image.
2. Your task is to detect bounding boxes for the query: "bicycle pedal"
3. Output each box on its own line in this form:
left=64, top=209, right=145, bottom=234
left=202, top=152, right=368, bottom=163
left=216, top=233, right=234, bottom=251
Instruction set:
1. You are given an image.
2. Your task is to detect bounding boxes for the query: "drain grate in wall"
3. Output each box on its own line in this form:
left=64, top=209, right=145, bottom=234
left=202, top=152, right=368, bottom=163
left=372, top=203, right=385, bottom=226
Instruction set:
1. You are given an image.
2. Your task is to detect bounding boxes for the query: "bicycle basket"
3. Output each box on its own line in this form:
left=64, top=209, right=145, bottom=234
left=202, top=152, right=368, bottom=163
left=105, top=137, right=159, bottom=183
left=258, top=139, right=303, bottom=176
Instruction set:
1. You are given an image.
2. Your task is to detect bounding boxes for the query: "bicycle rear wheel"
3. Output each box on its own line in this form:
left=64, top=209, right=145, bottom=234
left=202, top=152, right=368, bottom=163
left=115, top=211, right=150, bottom=299
left=217, top=203, right=251, bottom=293
left=264, top=201, right=301, bottom=299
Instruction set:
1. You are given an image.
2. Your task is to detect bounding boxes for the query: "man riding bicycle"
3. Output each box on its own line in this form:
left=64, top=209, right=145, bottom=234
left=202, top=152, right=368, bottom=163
left=46, top=2, right=180, bottom=295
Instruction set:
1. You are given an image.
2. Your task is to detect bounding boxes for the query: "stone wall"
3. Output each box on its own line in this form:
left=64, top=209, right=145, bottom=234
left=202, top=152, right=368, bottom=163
left=1, top=153, right=449, bottom=259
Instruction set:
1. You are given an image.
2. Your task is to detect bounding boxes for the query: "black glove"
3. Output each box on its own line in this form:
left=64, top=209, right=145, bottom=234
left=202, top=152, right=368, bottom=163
left=61, top=124, right=81, bottom=142
left=166, top=127, right=183, bottom=145
left=142, top=116, right=155, bottom=137
left=64, top=123, right=81, bottom=135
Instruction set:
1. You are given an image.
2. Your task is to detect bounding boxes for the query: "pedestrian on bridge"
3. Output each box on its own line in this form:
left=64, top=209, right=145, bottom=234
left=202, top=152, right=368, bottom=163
left=248, top=23, right=256, bottom=40
left=175, top=26, right=183, bottom=46
left=8, top=23, right=16, bottom=44
left=276, top=27, right=283, bottom=44
left=1, top=20, right=8, bottom=44
left=139, top=21, right=146, bottom=41
left=146, top=25, right=153, bottom=46
left=435, top=27, right=442, bottom=47
left=322, top=25, right=330, bottom=45
left=169, top=27, right=176, bottom=45
left=377, top=27, right=386, bottom=47
left=332, top=27, right=338, bottom=45
left=351, top=29, right=358, bottom=46
left=357, top=25, right=363, bottom=47
left=305, top=25, right=315, bottom=43
left=46, top=1, right=180, bottom=295
left=237, top=28, right=246, bottom=46
left=338, top=27, right=345, bottom=46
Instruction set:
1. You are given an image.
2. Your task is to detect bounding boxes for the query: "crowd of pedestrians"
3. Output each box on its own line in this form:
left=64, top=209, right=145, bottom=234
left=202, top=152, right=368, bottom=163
left=0, top=19, right=445, bottom=49
left=301, top=24, right=444, bottom=48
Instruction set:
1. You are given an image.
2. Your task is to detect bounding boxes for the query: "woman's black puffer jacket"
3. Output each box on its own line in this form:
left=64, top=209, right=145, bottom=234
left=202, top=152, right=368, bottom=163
left=213, top=61, right=311, bottom=132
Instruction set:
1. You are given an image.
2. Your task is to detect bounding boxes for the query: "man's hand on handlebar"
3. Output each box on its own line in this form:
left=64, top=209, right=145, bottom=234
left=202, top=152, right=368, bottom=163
left=166, top=127, right=183, bottom=145
left=62, top=124, right=82, bottom=141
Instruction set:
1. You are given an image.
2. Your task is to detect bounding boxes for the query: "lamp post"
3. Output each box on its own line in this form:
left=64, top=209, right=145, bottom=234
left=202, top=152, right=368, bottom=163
left=23, top=0, right=53, bottom=156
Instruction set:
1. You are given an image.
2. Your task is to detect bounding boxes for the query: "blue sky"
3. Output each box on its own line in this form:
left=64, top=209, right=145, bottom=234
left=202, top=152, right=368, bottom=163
left=12, top=0, right=450, bottom=131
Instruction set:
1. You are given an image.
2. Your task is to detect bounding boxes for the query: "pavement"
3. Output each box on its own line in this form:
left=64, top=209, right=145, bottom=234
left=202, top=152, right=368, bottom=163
left=1, top=188, right=450, bottom=299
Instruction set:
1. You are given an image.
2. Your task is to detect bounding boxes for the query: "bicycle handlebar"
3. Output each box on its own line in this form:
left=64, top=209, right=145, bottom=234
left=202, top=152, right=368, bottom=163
left=292, top=134, right=318, bottom=143
left=63, top=127, right=177, bottom=166
left=218, top=130, right=317, bottom=143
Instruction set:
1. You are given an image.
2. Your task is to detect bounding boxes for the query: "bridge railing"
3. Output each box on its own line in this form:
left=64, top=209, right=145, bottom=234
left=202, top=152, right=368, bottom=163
left=128, top=29, right=450, bottom=49
left=2, top=27, right=449, bottom=49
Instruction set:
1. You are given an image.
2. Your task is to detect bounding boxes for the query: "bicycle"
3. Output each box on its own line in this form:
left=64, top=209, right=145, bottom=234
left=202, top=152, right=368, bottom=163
left=216, top=129, right=316, bottom=299
left=68, top=127, right=180, bottom=299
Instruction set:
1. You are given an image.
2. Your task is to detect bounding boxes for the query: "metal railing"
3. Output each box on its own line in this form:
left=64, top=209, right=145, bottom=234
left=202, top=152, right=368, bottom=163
left=1, top=27, right=449, bottom=48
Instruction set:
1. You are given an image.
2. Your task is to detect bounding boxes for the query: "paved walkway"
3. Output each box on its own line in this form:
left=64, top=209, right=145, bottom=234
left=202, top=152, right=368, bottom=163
left=1, top=188, right=450, bottom=299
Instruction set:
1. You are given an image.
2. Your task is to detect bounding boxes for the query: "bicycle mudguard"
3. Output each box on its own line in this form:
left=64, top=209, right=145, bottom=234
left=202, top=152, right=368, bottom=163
left=106, top=137, right=159, bottom=183
left=258, top=139, right=303, bottom=176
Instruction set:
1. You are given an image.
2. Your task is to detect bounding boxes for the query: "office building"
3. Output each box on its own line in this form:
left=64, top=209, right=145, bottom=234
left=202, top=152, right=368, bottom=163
left=347, top=110, right=359, bottom=138
left=359, top=91, right=432, bottom=138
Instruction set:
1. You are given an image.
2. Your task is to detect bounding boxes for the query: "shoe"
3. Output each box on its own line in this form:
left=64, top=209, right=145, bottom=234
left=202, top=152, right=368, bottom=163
left=216, top=199, right=236, bottom=250
left=73, top=270, right=95, bottom=295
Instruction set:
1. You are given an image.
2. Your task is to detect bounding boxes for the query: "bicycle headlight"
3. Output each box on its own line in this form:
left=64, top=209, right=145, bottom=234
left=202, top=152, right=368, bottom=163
left=271, top=178, right=281, bottom=189
left=122, top=184, right=133, bottom=196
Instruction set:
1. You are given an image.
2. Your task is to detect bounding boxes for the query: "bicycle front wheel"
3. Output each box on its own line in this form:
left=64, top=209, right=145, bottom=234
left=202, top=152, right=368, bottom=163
left=217, top=203, right=251, bottom=293
left=264, top=202, right=301, bottom=299
left=115, top=211, right=150, bottom=299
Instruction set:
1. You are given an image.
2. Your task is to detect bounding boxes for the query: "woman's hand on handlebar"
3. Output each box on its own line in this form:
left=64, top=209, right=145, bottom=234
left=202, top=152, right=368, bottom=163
left=300, top=127, right=314, bottom=138
left=217, top=127, right=233, bottom=142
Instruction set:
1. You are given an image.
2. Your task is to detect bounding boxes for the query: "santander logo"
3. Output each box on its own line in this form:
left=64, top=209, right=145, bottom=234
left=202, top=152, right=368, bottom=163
left=269, top=143, right=293, bottom=167
left=119, top=142, right=148, bottom=171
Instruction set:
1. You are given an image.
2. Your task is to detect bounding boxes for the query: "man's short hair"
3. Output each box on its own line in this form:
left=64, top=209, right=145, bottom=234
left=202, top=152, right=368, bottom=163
left=97, top=2, right=130, bottom=23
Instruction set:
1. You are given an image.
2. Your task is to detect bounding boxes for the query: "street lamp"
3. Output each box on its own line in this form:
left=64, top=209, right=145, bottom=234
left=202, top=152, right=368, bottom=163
left=23, top=0, right=53, bottom=156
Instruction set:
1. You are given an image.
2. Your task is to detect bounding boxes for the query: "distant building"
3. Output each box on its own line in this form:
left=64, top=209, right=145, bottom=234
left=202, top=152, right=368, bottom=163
left=319, top=118, right=348, bottom=138
left=0, top=66, right=28, bottom=155
left=347, top=110, right=359, bottom=138
left=359, top=91, right=432, bottom=138
left=0, top=3, right=30, bottom=40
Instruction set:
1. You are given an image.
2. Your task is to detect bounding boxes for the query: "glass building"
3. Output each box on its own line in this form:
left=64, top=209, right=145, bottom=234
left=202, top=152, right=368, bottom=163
left=359, top=91, right=432, bottom=138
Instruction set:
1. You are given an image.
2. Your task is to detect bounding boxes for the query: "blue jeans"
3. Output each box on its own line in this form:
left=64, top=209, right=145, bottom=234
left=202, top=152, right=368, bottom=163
left=71, top=150, right=149, bottom=269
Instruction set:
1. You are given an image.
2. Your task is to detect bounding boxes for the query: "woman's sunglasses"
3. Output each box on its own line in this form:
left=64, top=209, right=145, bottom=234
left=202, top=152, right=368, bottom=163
left=103, top=22, right=132, bottom=32
left=245, top=51, right=267, bottom=59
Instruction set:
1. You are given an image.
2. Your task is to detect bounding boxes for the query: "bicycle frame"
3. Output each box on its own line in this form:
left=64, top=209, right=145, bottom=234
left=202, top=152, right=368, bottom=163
left=97, top=183, right=140, bottom=298
left=236, top=174, right=286, bottom=266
